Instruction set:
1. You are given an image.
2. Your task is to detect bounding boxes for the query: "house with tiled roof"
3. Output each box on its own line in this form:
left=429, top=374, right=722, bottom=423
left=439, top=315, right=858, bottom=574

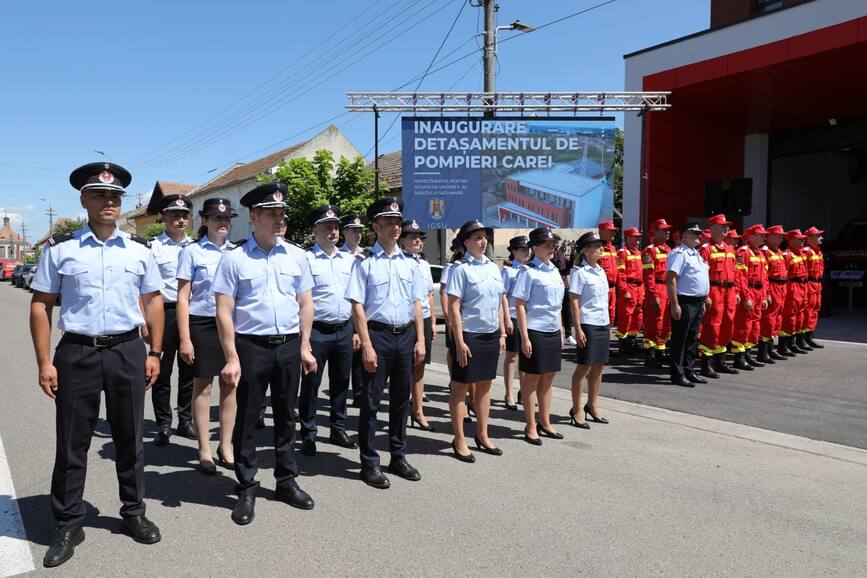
left=365, top=151, right=402, bottom=195
left=189, top=124, right=361, bottom=238
left=121, top=181, right=195, bottom=234
left=0, top=215, right=25, bottom=261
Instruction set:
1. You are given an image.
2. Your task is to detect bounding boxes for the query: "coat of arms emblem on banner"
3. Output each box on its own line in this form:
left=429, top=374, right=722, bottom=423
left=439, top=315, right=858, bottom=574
left=429, top=199, right=444, bottom=220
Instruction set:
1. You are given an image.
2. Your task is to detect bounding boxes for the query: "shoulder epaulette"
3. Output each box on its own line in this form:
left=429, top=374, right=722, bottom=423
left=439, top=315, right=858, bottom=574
left=231, top=238, right=248, bottom=249
left=130, top=235, right=151, bottom=248
left=526, top=261, right=536, bottom=268
left=402, top=250, right=415, bottom=259
left=46, top=232, right=74, bottom=246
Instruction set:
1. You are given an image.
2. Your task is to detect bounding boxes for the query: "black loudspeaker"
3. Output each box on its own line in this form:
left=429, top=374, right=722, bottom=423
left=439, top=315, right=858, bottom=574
left=704, top=178, right=752, bottom=217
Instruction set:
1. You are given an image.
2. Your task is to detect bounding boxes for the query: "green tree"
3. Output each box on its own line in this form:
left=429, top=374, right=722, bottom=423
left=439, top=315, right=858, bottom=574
left=260, top=150, right=386, bottom=244
left=51, top=217, right=86, bottom=237
left=142, top=222, right=166, bottom=240
left=612, top=127, right=624, bottom=229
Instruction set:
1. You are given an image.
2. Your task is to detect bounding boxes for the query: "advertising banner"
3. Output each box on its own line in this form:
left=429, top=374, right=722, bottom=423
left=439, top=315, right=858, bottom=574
left=401, top=116, right=615, bottom=229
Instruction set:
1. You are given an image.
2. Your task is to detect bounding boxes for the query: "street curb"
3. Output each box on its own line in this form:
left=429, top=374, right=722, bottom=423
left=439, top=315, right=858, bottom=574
left=425, top=361, right=867, bottom=467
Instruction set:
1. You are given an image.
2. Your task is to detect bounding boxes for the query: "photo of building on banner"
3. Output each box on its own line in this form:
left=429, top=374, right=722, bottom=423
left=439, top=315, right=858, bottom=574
left=401, top=116, right=615, bottom=229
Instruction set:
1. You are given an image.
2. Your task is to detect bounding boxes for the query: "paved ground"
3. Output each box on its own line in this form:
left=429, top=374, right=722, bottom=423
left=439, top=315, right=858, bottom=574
left=2, top=283, right=867, bottom=576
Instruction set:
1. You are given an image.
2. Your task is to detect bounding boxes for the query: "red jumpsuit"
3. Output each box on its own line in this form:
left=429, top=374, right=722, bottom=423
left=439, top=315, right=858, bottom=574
left=616, top=246, right=644, bottom=339
left=803, top=246, right=824, bottom=331
left=780, top=248, right=808, bottom=337
left=599, top=241, right=619, bottom=327
left=731, top=245, right=767, bottom=352
left=642, top=242, right=670, bottom=350
left=699, top=241, right=739, bottom=356
left=760, top=246, right=788, bottom=342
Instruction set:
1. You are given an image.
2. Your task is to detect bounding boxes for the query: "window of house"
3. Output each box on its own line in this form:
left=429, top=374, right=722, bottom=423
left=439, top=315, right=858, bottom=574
left=755, top=0, right=783, bottom=14
left=0, top=246, right=6, bottom=258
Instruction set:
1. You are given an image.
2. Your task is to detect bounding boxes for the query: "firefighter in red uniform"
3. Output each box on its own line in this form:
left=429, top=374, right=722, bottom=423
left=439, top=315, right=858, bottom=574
left=724, top=229, right=740, bottom=249
left=759, top=225, right=788, bottom=362
left=730, top=224, right=769, bottom=370
left=779, top=229, right=810, bottom=356
left=616, top=227, right=644, bottom=354
left=597, top=220, right=620, bottom=350
left=802, top=226, right=825, bottom=350
left=642, top=219, right=672, bottom=367
left=698, top=214, right=740, bottom=377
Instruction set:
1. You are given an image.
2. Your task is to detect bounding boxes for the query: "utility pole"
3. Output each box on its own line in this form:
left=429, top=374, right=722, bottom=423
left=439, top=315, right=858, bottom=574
left=482, top=0, right=496, bottom=119
left=44, top=201, right=56, bottom=235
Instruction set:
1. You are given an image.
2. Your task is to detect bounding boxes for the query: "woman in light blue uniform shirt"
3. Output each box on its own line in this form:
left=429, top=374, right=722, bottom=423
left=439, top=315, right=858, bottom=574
left=176, top=198, right=238, bottom=474
left=501, top=235, right=530, bottom=411
left=568, top=231, right=611, bottom=430
left=447, top=220, right=506, bottom=462
left=512, top=226, right=566, bottom=445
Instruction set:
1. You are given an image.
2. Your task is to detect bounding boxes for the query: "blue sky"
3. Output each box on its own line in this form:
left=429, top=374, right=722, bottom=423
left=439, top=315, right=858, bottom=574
left=0, top=0, right=708, bottom=239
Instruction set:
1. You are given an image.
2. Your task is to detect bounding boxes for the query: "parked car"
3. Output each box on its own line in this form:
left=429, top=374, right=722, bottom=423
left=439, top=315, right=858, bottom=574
left=9, top=264, right=24, bottom=286
left=14, top=264, right=36, bottom=288
left=430, top=264, right=444, bottom=321
left=827, top=214, right=867, bottom=309
left=0, top=260, right=16, bottom=281
left=22, top=264, right=38, bottom=290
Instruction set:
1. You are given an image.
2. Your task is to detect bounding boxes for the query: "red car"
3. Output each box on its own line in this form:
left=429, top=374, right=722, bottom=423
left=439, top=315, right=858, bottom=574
left=1, top=260, right=18, bottom=281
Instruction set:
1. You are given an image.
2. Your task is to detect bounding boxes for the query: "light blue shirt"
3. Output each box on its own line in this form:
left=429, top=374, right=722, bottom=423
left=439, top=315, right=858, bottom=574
left=447, top=254, right=504, bottom=334
left=511, top=257, right=565, bottom=332
left=407, top=253, right=434, bottom=319
left=307, top=244, right=354, bottom=323
left=212, top=234, right=313, bottom=335
left=176, top=236, right=233, bottom=317
left=502, top=260, right=524, bottom=320
left=31, top=225, right=162, bottom=335
left=345, top=242, right=426, bottom=326
left=340, top=244, right=365, bottom=258
left=668, top=244, right=710, bottom=297
left=150, top=231, right=192, bottom=303
left=568, top=260, right=610, bottom=326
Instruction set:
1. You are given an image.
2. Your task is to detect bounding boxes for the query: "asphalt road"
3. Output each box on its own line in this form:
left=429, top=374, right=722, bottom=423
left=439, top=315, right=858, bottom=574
left=2, top=283, right=867, bottom=576
left=430, top=317, right=867, bottom=450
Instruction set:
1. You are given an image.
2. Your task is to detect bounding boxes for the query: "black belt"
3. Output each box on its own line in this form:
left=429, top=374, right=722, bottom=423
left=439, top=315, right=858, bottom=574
left=808, top=277, right=821, bottom=282
left=238, top=333, right=298, bottom=345
left=61, top=329, right=139, bottom=349
left=789, top=277, right=807, bottom=283
left=654, top=279, right=666, bottom=285
left=313, top=320, right=350, bottom=334
left=710, top=281, right=735, bottom=288
left=769, top=277, right=787, bottom=284
left=747, top=282, right=764, bottom=289
left=164, top=301, right=177, bottom=310
left=626, top=279, right=643, bottom=286
left=368, top=320, right=413, bottom=334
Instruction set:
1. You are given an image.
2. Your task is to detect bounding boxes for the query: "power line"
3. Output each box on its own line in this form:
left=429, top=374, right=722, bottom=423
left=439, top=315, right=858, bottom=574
left=133, top=0, right=455, bottom=173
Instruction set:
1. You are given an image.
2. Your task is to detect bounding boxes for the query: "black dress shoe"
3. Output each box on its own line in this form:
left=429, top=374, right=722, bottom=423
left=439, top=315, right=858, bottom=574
left=451, top=440, right=476, bottom=463
left=408, top=414, right=436, bottom=432
left=176, top=420, right=197, bottom=440
left=388, top=458, right=421, bottom=481
left=538, top=424, right=565, bottom=439
left=154, top=424, right=171, bottom=447
left=504, top=397, right=518, bottom=411
left=300, top=439, right=317, bottom=457
left=275, top=484, right=315, bottom=510
left=329, top=430, right=359, bottom=449
left=216, top=446, right=235, bottom=469
left=198, top=459, right=217, bottom=475
left=523, top=427, right=542, bottom=446
left=584, top=403, right=609, bottom=425
left=231, top=496, right=256, bottom=525
left=361, top=466, right=391, bottom=489
left=122, top=515, right=161, bottom=544
left=43, top=528, right=85, bottom=568
left=474, top=436, right=503, bottom=456
left=568, top=407, right=590, bottom=429
left=671, top=376, right=696, bottom=387
left=684, top=371, right=707, bottom=384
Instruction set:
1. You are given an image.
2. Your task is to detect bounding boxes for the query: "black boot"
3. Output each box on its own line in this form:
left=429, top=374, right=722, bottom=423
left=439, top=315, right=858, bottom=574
left=787, top=336, right=806, bottom=355
left=745, top=348, right=764, bottom=367
left=733, top=352, right=753, bottom=371
left=779, top=337, right=797, bottom=356
left=805, top=331, right=824, bottom=349
left=700, top=356, right=719, bottom=379
left=796, top=333, right=813, bottom=351
left=769, top=339, right=786, bottom=360
left=714, top=352, right=739, bottom=374
left=644, top=349, right=664, bottom=368
left=757, top=342, right=775, bottom=364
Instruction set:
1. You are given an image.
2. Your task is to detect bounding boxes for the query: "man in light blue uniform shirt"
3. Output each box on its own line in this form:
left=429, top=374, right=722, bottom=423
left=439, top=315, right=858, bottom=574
left=667, top=222, right=711, bottom=387
left=145, top=190, right=195, bottom=445
left=345, top=196, right=427, bottom=489
left=213, top=182, right=318, bottom=525
left=298, top=204, right=359, bottom=457
left=339, top=213, right=367, bottom=404
left=30, top=162, right=165, bottom=567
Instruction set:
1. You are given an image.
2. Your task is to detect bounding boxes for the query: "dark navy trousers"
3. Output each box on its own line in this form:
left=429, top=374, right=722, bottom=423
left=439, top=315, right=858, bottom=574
left=298, top=322, right=353, bottom=441
left=358, top=326, right=415, bottom=470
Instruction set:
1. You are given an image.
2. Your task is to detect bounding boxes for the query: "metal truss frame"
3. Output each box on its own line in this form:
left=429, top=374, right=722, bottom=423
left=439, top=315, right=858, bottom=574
left=346, top=91, right=670, bottom=113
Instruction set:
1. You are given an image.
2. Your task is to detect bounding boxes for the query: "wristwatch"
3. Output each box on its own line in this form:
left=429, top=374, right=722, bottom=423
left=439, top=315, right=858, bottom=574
left=148, top=351, right=164, bottom=359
